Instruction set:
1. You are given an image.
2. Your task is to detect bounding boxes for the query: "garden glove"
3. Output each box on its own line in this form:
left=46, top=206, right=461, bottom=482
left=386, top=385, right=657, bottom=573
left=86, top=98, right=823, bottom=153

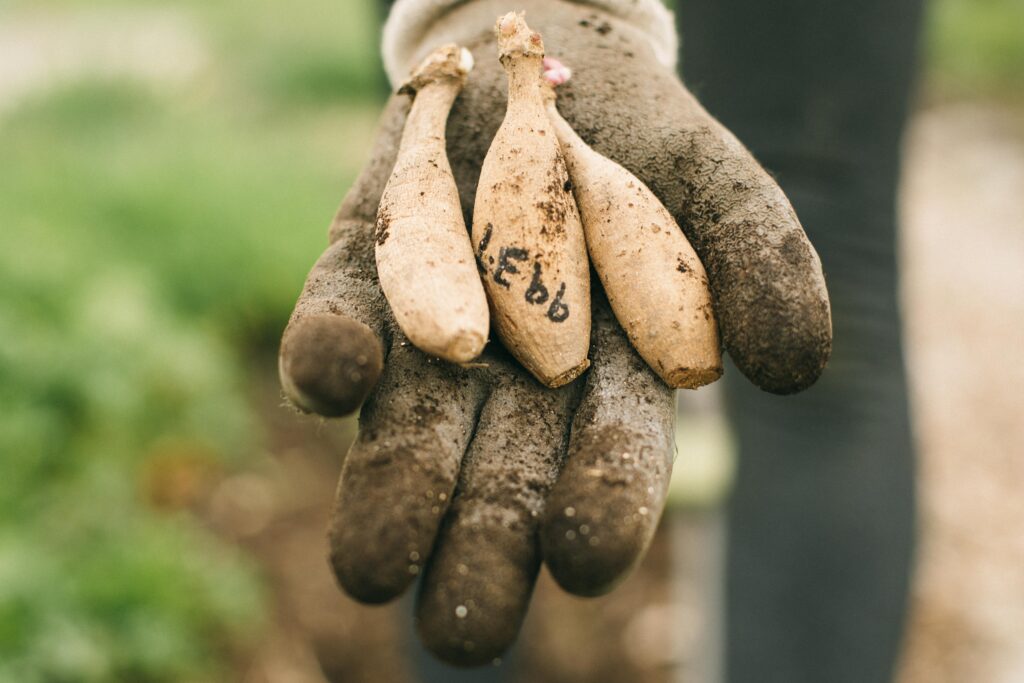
left=278, top=0, right=831, bottom=666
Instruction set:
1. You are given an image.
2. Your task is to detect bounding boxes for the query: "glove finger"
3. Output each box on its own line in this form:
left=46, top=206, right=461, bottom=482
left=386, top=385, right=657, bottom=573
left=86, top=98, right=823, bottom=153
left=415, top=360, right=581, bottom=666
left=662, top=91, right=831, bottom=395
left=279, top=95, right=411, bottom=416
left=540, top=294, right=675, bottom=596
left=553, top=46, right=831, bottom=394
left=328, top=339, right=488, bottom=604
left=279, top=230, right=387, bottom=417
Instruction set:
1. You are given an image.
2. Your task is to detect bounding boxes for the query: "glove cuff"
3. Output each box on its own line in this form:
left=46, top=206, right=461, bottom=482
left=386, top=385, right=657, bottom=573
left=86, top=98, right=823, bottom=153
left=382, top=0, right=678, bottom=87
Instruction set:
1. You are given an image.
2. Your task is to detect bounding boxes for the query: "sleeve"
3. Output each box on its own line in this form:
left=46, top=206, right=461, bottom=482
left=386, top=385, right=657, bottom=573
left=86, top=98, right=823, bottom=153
left=381, top=0, right=679, bottom=87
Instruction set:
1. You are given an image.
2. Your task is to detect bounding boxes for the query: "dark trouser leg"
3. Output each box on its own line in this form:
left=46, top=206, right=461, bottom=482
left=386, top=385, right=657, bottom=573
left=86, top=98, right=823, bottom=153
left=674, top=1, right=924, bottom=682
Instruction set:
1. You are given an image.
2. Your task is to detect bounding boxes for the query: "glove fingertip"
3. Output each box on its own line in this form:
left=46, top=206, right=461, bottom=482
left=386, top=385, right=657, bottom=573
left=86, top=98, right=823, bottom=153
left=723, top=287, right=832, bottom=395
left=279, top=313, right=383, bottom=417
left=540, top=424, right=669, bottom=597
left=327, top=529, right=411, bottom=604
left=415, top=524, right=537, bottom=668
left=540, top=497, right=648, bottom=597
left=327, top=449, right=449, bottom=606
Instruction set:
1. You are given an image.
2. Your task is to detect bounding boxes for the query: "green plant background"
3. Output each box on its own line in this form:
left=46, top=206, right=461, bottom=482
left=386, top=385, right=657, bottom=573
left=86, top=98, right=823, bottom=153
left=0, top=0, right=1020, bottom=679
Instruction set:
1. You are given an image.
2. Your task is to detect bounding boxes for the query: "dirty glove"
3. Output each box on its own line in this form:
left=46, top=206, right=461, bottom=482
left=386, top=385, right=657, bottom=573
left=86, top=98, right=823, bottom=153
left=278, top=0, right=831, bottom=666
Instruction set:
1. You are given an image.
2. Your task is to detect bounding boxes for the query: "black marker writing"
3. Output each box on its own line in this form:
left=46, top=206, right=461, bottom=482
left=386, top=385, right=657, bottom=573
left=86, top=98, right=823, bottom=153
left=547, top=283, right=569, bottom=322
left=475, top=223, right=494, bottom=274
left=494, top=246, right=528, bottom=288
left=477, top=223, right=493, bottom=254
left=525, top=262, right=549, bottom=304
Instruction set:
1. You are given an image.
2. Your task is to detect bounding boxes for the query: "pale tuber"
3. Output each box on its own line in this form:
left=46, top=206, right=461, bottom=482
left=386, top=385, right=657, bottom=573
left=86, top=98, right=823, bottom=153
left=375, top=44, right=489, bottom=363
left=472, top=12, right=591, bottom=388
left=542, top=58, right=722, bottom=388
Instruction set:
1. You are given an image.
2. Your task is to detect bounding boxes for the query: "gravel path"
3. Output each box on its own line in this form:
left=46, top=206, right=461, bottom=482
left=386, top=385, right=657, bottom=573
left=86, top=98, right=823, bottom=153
left=898, top=102, right=1024, bottom=683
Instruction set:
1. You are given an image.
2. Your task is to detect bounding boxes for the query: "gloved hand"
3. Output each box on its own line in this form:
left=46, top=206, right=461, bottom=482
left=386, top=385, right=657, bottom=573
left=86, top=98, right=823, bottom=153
left=278, top=0, right=831, bottom=666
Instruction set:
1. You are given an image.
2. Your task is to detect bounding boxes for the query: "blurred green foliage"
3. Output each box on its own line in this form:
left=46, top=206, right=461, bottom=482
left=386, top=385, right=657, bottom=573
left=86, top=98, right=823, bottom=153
left=0, top=0, right=380, bottom=679
left=0, top=0, right=1020, bottom=679
left=927, top=0, right=1024, bottom=97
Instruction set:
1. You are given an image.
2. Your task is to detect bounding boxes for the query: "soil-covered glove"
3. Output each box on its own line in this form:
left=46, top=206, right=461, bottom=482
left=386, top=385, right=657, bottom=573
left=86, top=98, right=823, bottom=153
left=278, top=0, right=830, bottom=667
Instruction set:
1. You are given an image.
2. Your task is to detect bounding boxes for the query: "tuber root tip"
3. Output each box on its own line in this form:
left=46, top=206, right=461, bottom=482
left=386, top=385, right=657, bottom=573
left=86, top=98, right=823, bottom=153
left=543, top=359, right=591, bottom=388
left=666, top=364, right=724, bottom=390
left=441, top=330, right=487, bottom=364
